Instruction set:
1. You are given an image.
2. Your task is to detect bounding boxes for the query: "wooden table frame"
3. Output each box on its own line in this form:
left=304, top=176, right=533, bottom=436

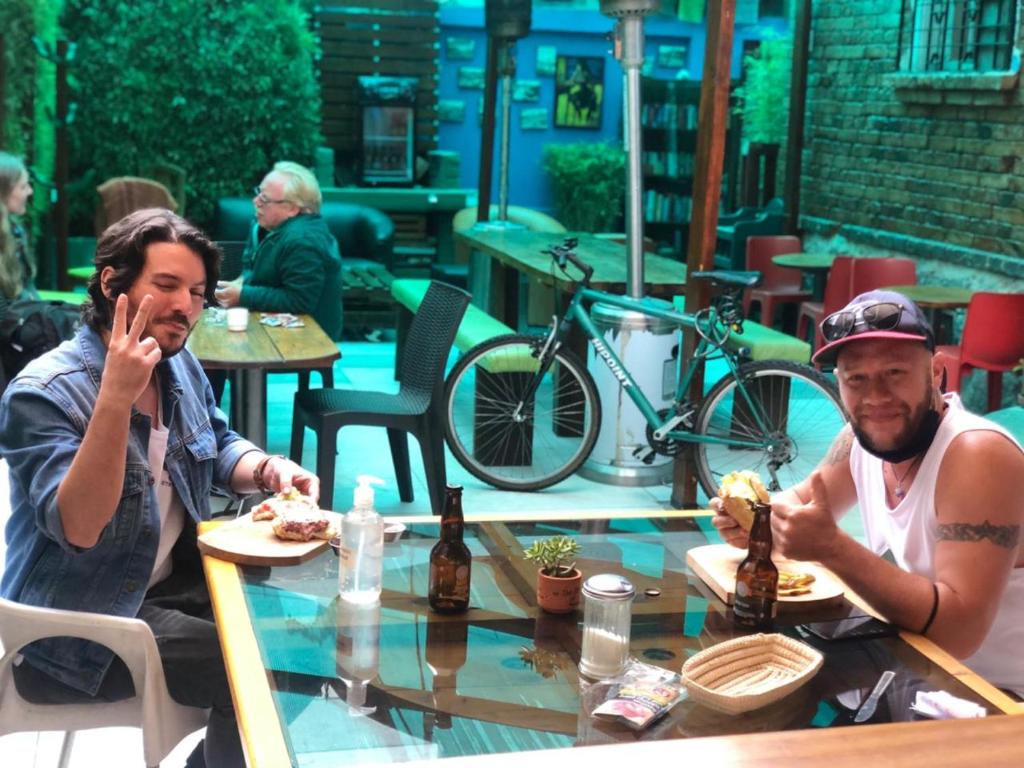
left=201, top=509, right=1023, bottom=768
left=187, top=310, right=339, bottom=445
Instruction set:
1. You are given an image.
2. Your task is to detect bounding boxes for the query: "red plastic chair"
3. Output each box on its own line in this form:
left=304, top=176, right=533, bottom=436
left=743, top=235, right=809, bottom=328
left=795, top=255, right=857, bottom=351
left=850, top=257, right=917, bottom=295
left=937, top=292, right=1024, bottom=412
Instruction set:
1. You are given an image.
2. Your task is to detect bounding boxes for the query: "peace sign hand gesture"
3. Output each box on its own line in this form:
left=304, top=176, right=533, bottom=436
left=101, top=294, right=162, bottom=407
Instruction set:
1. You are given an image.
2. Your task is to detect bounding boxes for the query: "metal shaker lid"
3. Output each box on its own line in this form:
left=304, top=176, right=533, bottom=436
left=582, top=573, right=636, bottom=600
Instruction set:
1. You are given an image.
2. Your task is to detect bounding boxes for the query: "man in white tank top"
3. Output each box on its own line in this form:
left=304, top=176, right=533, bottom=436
left=712, top=290, right=1024, bottom=696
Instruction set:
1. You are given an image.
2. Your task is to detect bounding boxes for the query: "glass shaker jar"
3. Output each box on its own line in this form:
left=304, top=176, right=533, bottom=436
left=578, top=574, right=635, bottom=679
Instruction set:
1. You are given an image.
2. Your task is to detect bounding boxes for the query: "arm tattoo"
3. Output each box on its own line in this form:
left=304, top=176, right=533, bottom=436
left=824, top=429, right=853, bottom=466
left=936, top=520, right=1021, bottom=550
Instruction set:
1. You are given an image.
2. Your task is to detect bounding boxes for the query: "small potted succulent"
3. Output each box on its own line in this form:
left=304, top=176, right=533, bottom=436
left=523, top=535, right=582, bottom=614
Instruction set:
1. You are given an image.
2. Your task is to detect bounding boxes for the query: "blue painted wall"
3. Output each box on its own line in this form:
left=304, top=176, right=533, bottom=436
left=438, top=7, right=789, bottom=215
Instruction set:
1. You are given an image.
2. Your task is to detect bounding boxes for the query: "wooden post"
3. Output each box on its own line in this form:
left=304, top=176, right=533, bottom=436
left=0, top=36, right=6, bottom=149
left=55, top=40, right=70, bottom=291
left=670, top=0, right=736, bottom=509
left=784, top=0, right=811, bottom=236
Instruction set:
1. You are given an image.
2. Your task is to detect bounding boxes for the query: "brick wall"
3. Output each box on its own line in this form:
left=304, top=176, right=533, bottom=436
left=800, top=1, right=1024, bottom=278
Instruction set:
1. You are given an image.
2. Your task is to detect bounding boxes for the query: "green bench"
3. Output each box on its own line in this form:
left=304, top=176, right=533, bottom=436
left=986, top=405, right=1024, bottom=446
left=391, top=279, right=520, bottom=376
left=672, top=296, right=810, bottom=363
left=38, top=290, right=88, bottom=306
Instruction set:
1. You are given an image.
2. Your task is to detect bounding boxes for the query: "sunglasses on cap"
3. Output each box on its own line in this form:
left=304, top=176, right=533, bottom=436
left=820, top=301, right=904, bottom=343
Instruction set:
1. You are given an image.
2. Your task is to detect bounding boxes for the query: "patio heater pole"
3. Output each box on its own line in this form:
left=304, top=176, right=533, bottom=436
left=579, top=0, right=674, bottom=488
left=497, top=43, right=516, bottom=222
left=484, top=0, right=531, bottom=226
left=602, top=0, right=658, bottom=299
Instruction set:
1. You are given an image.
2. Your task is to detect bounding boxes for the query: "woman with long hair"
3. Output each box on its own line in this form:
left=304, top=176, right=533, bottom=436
left=0, top=152, right=38, bottom=313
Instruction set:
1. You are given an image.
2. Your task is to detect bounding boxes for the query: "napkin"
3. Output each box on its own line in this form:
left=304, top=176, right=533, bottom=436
left=259, top=313, right=304, bottom=328
left=911, top=690, right=987, bottom=719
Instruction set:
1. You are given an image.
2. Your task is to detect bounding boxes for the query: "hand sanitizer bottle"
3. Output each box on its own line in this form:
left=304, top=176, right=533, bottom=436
left=339, top=475, right=385, bottom=603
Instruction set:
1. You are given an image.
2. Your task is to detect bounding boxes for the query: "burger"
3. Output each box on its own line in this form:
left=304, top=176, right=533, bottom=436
left=271, top=507, right=337, bottom=542
left=717, top=470, right=770, bottom=532
left=252, top=489, right=337, bottom=542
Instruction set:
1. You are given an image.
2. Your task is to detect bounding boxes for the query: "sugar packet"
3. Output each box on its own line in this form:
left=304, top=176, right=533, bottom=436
left=591, top=661, right=685, bottom=730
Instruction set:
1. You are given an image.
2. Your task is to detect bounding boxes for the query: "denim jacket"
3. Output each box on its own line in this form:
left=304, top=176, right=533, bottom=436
left=0, top=325, right=258, bottom=695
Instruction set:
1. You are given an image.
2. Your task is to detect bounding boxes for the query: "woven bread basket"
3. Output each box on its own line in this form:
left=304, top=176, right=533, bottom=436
left=681, top=633, right=823, bottom=715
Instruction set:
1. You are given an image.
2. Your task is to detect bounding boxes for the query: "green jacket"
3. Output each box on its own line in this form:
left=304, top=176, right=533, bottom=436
left=239, top=214, right=344, bottom=340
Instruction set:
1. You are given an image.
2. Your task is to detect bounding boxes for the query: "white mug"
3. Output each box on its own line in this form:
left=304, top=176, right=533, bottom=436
left=226, top=307, right=249, bottom=332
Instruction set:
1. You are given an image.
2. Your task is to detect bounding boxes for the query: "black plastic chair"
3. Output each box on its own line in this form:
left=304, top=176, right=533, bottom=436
left=289, top=281, right=470, bottom=512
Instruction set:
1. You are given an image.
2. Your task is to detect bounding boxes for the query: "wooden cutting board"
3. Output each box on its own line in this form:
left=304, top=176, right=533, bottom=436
left=686, top=544, right=844, bottom=611
left=197, top=512, right=339, bottom=566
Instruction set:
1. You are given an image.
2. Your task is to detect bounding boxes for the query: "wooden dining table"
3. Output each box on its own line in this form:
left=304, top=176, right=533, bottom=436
left=187, top=309, right=339, bottom=445
left=772, top=252, right=836, bottom=301
left=458, top=228, right=687, bottom=332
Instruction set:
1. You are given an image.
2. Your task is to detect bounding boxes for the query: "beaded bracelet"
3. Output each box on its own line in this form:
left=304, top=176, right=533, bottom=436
left=253, top=454, right=284, bottom=494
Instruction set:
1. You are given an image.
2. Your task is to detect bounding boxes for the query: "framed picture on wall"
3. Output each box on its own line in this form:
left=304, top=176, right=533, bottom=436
left=553, top=55, right=603, bottom=129
left=657, top=42, right=690, bottom=69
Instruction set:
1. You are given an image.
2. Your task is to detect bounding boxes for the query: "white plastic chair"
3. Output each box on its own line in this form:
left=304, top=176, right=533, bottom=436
left=0, top=460, right=208, bottom=767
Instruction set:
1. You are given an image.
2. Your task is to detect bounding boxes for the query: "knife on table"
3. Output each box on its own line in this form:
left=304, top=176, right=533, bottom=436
left=853, top=670, right=896, bottom=723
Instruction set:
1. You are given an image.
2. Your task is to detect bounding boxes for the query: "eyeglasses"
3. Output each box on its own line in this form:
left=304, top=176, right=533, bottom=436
left=821, top=301, right=904, bottom=342
left=252, top=186, right=292, bottom=206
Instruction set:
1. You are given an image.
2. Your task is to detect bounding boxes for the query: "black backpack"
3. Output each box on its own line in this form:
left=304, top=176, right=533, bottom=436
left=0, top=299, right=82, bottom=392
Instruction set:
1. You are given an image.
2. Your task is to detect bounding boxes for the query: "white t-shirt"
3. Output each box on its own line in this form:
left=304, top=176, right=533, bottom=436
left=145, top=394, right=186, bottom=589
left=850, top=393, right=1024, bottom=695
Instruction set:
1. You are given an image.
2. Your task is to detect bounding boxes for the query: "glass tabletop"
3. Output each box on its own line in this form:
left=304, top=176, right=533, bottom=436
left=233, top=516, right=1001, bottom=766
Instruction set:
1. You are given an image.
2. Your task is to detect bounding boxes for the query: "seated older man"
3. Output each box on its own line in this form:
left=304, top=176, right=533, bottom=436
left=215, top=161, right=344, bottom=340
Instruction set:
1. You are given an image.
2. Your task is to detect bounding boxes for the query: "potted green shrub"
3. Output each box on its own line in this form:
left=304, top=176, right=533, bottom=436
left=523, top=535, right=582, bottom=614
left=542, top=142, right=626, bottom=232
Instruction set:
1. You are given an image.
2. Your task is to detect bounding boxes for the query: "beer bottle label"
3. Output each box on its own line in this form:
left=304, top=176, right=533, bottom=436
left=733, top=593, right=777, bottom=625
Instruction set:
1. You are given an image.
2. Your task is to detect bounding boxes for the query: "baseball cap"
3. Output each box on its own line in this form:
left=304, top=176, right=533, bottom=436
left=812, top=290, right=934, bottom=366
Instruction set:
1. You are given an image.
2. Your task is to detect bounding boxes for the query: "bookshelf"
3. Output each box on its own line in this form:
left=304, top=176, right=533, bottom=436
left=640, top=77, right=740, bottom=255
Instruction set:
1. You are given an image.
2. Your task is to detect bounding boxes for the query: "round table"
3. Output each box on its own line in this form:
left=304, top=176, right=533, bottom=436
left=882, top=284, right=973, bottom=309
left=883, top=284, right=974, bottom=344
left=772, top=253, right=836, bottom=300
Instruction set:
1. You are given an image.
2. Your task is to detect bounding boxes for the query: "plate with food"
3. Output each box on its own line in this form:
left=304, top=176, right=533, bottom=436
left=686, top=543, right=845, bottom=610
left=198, top=489, right=340, bottom=565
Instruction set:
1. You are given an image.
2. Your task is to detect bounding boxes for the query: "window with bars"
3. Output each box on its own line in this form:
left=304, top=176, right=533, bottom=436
left=898, top=0, right=1019, bottom=72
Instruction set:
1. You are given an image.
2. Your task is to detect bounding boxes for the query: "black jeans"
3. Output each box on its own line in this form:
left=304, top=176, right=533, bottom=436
left=13, top=522, right=244, bottom=768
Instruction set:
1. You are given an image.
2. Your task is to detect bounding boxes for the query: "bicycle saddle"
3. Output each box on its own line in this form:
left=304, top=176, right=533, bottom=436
left=690, top=270, right=763, bottom=289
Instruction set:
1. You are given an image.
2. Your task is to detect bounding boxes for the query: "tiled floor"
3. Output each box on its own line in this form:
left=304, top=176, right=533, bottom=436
left=2, top=340, right=861, bottom=766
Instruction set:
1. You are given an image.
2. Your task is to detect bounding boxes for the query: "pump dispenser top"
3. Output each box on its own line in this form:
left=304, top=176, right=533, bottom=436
left=354, top=474, right=385, bottom=509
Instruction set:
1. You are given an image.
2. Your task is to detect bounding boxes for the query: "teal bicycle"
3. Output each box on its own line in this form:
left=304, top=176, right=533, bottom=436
left=442, top=237, right=847, bottom=497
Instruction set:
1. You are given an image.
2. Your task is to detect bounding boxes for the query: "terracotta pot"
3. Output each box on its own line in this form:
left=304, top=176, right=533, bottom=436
left=536, top=567, right=582, bottom=614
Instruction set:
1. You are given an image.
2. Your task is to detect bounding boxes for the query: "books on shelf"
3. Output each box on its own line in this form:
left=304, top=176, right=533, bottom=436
left=641, top=102, right=699, bottom=131
left=642, top=151, right=695, bottom=179
left=643, top=190, right=693, bottom=224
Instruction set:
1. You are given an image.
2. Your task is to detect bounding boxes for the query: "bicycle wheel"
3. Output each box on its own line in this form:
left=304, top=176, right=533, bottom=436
left=444, top=334, right=601, bottom=491
left=693, top=360, right=847, bottom=496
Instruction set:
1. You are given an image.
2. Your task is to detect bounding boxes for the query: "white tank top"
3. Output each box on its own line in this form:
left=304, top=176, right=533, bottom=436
left=850, top=393, right=1024, bottom=696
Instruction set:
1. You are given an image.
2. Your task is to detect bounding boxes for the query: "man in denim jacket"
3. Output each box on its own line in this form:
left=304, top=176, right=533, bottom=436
left=0, top=209, right=318, bottom=767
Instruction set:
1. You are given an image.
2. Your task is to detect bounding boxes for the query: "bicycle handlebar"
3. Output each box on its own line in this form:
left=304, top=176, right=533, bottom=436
left=544, top=237, right=594, bottom=282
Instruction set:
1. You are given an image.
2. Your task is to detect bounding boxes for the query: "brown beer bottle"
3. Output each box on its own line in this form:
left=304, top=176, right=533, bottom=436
left=428, top=484, right=471, bottom=613
left=733, top=502, right=778, bottom=630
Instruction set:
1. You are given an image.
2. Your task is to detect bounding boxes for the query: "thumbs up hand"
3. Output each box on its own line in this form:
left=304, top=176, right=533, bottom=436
left=772, top=471, right=839, bottom=562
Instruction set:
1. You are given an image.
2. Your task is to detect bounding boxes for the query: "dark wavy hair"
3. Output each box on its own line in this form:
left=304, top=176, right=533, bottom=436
left=83, top=208, right=221, bottom=332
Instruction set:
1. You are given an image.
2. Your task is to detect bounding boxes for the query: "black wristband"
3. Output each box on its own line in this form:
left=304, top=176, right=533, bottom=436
left=919, top=582, right=940, bottom=635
